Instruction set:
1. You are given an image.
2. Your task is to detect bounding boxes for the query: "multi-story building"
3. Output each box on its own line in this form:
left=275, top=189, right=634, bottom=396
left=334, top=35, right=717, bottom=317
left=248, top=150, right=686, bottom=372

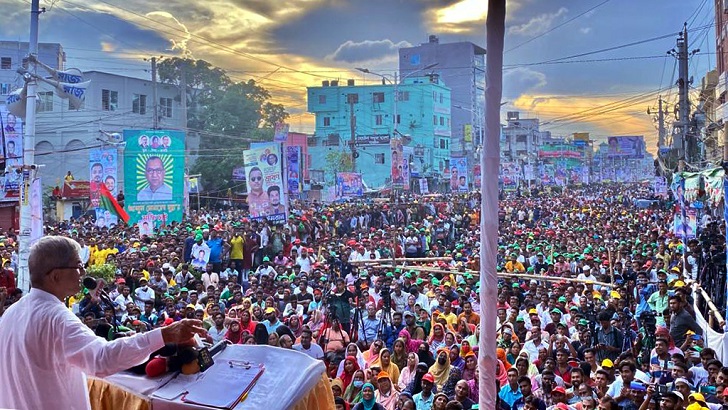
left=501, top=112, right=546, bottom=185
left=307, top=77, right=451, bottom=189
left=713, top=2, right=728, bottom=153
left=0, top=42, right=65, bottom=94
left=399, top=35, right=485, bottom=160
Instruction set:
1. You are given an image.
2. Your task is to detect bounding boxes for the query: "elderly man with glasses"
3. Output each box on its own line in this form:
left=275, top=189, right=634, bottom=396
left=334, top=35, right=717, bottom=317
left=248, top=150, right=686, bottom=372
left=0, top=236, right=206, bottom=410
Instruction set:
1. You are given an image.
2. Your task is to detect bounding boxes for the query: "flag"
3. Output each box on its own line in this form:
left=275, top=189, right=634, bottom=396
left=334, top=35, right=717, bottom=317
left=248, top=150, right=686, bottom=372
left=99, top=183, right=129, bottom=224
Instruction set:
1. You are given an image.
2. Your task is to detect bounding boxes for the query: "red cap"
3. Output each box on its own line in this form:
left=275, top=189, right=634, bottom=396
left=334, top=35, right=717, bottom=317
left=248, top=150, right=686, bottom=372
left=552, top=386, right=566, bottom=394
left=421, top=373, right=435, bottom=383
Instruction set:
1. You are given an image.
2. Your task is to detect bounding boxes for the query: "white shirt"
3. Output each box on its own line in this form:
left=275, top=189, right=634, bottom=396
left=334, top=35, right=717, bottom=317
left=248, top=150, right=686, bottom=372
left=113, top=294, right=134, bottom=315
left=136, top=183, right=173, bottom=201
left=293, top=342, right=324, bottom=360
left=208, top=325, right=228, bottom=344
left=134, top=286, right=155, bottom=309
left=79, top=246, right=90, bottom=264
left=0, top=288, right=165, bottom=410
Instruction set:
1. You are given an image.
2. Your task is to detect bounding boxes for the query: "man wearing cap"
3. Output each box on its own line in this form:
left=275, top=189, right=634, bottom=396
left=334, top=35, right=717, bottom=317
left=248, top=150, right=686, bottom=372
left=403, top=310, right=426, bottom=340
left=255, top=256, right=276, bottom=279
left=413, top=372, right=435, bottom=409
left=261, top=306, right=281, bottom=334
left=133, top=277, right=155, bottom=310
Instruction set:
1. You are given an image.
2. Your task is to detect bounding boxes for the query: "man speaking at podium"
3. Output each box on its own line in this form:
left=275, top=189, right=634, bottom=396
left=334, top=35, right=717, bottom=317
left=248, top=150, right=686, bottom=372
left=0, top=236, right=207, bottom=410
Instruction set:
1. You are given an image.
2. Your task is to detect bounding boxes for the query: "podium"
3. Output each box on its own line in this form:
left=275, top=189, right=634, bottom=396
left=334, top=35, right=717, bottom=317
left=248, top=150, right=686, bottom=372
left=88, top=345, right=335, bottom=410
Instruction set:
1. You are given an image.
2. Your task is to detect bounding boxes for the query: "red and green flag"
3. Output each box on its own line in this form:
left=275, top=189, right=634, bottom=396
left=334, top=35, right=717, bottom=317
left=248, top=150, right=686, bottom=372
left=99, top=184, right=129, bottom=224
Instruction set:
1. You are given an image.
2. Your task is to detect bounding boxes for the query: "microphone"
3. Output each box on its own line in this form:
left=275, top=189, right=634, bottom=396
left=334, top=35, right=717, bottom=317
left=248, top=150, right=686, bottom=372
left=83, top=276, right=117, bottom=330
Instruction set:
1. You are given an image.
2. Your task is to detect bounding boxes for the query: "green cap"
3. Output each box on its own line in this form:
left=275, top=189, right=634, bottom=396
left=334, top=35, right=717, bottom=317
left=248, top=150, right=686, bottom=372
left=180, top=287, right=188, bottom=292
left=263, top=256, right=270, bottom=262
left=557, top=296, right=567, bottom=303
left=578, top=319, right=589, bottom=326
left=550, top=308, right=563, bottom=315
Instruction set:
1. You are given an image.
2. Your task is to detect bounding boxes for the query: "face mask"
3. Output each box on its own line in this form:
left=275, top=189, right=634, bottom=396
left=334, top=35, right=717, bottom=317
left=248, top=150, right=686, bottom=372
left=353, top=381, right=364, bottom=388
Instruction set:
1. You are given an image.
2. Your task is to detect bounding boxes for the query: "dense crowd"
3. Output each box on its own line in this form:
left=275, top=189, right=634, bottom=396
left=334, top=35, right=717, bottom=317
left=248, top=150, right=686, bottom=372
left=0, top=183, right=725, bottom=410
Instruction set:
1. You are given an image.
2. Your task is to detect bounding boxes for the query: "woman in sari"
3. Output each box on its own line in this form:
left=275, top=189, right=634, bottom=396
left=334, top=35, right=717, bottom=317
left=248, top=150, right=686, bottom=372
left=397, top=329, right=422, bottom=354
left=398, top=352, right=418, bottom=391
left=238, top=309, right=257, bottom=335
left=449, top=344, right=464, bottom=370
left=373, top=348, right=400, bottom=385
left=391, top=338, right=408, bottom=371
left=466, top=366, right=479, bottom=404
left=308, top=309, right=325, bottom=339
left=497, top=347, right=511, bottom=371
left=223, top=320, right=243, bottom=344
left=443, top=332, right=457, bottom=349
left=343, top=369, right=366, bottom=405
left=428, top=347, right=452, bottom=391
left=507, top=341, right=521, bottom=365
left=428, top=324, right=446, bottom=355
left=287, top=314, right=304, bottom=339
left=363, top=339, right=383, bottom=369
left=338, top=356, right=361, bottom=391
left=462, top=351, right=477, bottom=381
left=460, top=339, right=472, bottom=356
left=338, top=343, right=366, bottom=375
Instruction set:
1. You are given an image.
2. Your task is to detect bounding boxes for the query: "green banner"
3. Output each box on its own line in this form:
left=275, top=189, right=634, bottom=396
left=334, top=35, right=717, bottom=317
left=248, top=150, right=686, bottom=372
left=123, top=130, right=185, bottom=228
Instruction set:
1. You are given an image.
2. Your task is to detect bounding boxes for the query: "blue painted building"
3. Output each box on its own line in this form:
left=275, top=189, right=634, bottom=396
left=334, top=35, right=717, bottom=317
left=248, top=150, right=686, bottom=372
left=307, top=77, right=452, bottom=189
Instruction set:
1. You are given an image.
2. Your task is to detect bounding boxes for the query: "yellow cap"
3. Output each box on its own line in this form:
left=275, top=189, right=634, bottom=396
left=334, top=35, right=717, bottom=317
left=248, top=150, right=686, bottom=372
left=674, top=280, right=686, bottom=288
left=610, top=291, right=621, bottom=299
left=601, top=359, right=613, bottom=368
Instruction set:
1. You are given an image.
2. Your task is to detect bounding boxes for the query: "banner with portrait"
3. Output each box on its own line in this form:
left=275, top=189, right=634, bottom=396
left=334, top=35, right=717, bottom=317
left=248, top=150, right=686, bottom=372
left=449, top=157, right=468, bottom=192
left=336, top=172, right=363, bottom=198
left=391, top=138, right=405, bottom=190
left=500, top=162, right=519, bottom=191
left=123, top=130, right=185, bottom=228
left=607, top=136, right=645, bottom=158
left=286, top=146, right=301, bottom=198
left=0, top=103, right=23, bottom=172
left=89, top=148, right=118, bottom=227
left=653, top=176, right=668, bottom=198
left=401, top=146, right=413, bottom=190
left=244, top=143, right=287, bottom=224
left=273, top=122, right=290, bottom=142
left=540, top=164, right=555, bottom=185
left=674, top=208, right=697, bottom=239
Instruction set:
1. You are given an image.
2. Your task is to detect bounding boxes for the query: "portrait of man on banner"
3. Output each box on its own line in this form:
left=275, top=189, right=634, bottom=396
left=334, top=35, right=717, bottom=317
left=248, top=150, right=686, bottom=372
left=136, top=155, right=173, bottom=201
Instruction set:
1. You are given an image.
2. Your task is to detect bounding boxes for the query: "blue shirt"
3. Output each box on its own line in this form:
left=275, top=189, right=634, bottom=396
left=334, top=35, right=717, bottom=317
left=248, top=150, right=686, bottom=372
left=358, top=316, right=381, bottom=344
left=413, top=391, right=434, bottom=410
left=499, top=385, right=522, bottom=407
left=207, top=238, right=223, bottom=263
left=262, top=319, right=281, bottom=334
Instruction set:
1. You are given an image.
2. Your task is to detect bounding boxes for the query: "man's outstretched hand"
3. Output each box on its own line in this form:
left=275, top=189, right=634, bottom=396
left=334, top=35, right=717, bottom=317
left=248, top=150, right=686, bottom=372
left=161, top=319, right=207, bottom=345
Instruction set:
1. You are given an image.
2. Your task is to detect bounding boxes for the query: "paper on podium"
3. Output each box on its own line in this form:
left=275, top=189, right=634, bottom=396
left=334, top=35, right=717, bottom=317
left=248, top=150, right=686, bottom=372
left=182, top=361, right=264, bottom=409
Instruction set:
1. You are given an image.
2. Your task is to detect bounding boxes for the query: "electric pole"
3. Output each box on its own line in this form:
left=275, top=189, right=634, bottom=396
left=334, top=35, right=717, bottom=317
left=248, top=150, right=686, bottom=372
left=347, top=93, right=357, bottom=172
left=151, top=57, right=158, bottom=129
left=17, top=0, right=41, bottom=293
left=657, top=97, right=666, bottom=150
left=670, top=24, right=691, bottom=164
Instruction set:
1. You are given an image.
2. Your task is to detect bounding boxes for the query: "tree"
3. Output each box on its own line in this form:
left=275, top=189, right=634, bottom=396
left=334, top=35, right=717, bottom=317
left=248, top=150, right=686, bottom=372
left=325, top=151, right=354, bottom=185
left=158, top=58, right=289, bottom=194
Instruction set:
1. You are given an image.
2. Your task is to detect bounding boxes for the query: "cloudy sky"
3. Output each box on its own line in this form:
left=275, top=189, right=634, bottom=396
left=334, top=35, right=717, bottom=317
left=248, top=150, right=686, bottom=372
left=0, top=0, right=716, bottom=152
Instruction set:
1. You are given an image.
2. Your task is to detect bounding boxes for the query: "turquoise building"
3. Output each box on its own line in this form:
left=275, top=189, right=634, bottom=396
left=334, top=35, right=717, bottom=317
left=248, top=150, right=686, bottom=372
left=307, top=76, right=452, bottom=190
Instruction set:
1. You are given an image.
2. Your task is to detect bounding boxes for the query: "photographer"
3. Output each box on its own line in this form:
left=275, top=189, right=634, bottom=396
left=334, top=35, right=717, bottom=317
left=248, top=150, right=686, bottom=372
left=328, top=278, right=355, bottom=332
left=594, top=310, right=623, bottom=362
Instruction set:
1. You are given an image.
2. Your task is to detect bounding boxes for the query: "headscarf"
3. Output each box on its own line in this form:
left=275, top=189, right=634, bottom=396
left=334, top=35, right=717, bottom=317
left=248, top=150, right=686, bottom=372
left=418, top=342, right=435, bottom=368
left=308, top=309, right=325, bottom=333
left=450, top=344, right=465, bottom=370
left=428, top=347, right=452, bottom=389
left=398, top=352, right=418, bottom=391
left=334, top=397, right=350, bottom=410
left=428, top=323, right=446, bottom=349
left=253, top=323, right=269, bottom=345
left=330, top=378, right=344, bottom=396
left=495, top=358, right=508, bottom=387
left=338, top=356, right=360, bottom=391
left=462, top=351, right=477, bottom=381
left=398, top=328, right=421, bottom=353
left=342, top=369, right=365, bottom=404
left=224, top=320, right=243, bottom=344
left=372, top=348, right=401, bottom=385
left=337, top=343, right=366, bottom=375
left=391, top=338, right=408, bottom=371
left=363, top=342, right=381, bottom=369
left=359, top=383, right=376, bottom=410
left=441, top=366, right=463, bottom=398
left=374, top=372, right=399, bottom=410
left=287, top=315, right=303, bottom=338
left=497, top=348, right=511, bottom=370
left=460, top=339, right=472, bottom=356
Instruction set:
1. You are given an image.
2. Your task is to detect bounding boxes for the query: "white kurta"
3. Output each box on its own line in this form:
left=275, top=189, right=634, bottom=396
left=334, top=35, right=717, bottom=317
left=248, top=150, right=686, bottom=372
left=0, top=288, right=165, bottom=410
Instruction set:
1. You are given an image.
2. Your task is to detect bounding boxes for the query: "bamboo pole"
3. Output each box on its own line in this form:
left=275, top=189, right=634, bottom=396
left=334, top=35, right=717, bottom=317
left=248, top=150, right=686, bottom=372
left=696, top=284, right=726, bottom=328
left=349, top=256, right=452, bottom=265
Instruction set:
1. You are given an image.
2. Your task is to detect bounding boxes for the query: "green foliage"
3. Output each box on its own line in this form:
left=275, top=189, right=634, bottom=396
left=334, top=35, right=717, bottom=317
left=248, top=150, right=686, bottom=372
left=325, top=151, right=354, bottom=185
left=158, top=57, right=290, bottom=194
left=86, top=263, right=117, bottom=283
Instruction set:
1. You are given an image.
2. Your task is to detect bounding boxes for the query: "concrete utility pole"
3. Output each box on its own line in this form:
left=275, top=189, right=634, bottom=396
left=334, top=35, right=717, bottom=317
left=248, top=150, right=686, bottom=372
left=674, top=24, right=691, bottom=162
left=657, top=96, right=666, bottom=149
left=16, top=0, right=41, bottom=293
left=347, top=93, right=357, bottom=171
left=151, top=57, right=158, bottom=129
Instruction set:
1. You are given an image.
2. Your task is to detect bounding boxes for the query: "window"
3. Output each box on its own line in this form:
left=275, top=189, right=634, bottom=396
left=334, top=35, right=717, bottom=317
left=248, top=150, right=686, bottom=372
left=433, top=115, right=438, bottom=125
left=318, top=94, right=326, bottom=104
left=439, top=116, right=444, bottom=126
left=375, top=153, right=385, bottom=164
left=439, top=93, right=444, bottom=103
left=37, top=91, right=53, bottom=112
left=346, top=93, right=358, bottom=104
left=440, top=139, right=447, bottom=149
left=102, top=89, right=118, bottom=111
left=396, top=114, right=400, bottom=124
left=323, top=117, right=331, bottom=126
left=373, top=92, right=385, bottom=103
left=432, top=91, right=437, bottom=102
left=132, top=94, right=147, bottom=115
left=375, top=114, right=383, bottom=126
left=398, top=91, right=409, bottom=101
left=0, top=83, right=11, bottom=95
left=159, top=97, right=173, bottom=118
left=0, top=58, right=11, bottom=70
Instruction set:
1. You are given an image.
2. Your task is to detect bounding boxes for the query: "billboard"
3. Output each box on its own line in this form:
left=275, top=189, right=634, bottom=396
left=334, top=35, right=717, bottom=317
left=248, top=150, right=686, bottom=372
left=123, top=130, right=185, bottom=228
left=449, top=157, right=468, bottom=192
left=391, top=138, right=405, bottom=190
left=674, top=208, right=697, bottom=239
left=89, top=148, right=118, bottom=227
left=402, top=146, right=413, bottom=190
left=336, top=172, right=363, bottom=198
left=501, top=162, right=519, bottom=191
left=540, top=164, right=555, bottom=185
left=1, top=104, right=23, bottom=171
left=607, top=136, right=645, bottom=158
left=286, top=146, right=301, bottom=198
left=538, top=145, right=583, bottom=159
left=244, top=143, right=287, bottom=223
left=273, top=122, right=289, bottom=142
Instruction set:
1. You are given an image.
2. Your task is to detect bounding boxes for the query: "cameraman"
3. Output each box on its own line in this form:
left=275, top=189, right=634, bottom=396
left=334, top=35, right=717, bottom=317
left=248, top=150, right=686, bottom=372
left=638, top=386, right=682, bottom=410
left=382, top=311, right=405, bottom=350
left=328, top=278, right=355, bottom=332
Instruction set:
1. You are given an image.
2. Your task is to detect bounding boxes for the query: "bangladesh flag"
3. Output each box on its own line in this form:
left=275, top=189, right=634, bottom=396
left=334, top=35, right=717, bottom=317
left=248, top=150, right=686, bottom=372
left=99, top=184, right=130, bottom=224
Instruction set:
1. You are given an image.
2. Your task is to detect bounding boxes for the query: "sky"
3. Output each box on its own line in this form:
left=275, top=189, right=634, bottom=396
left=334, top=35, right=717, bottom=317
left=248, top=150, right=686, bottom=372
left=0, top=0, right=717, bottom=153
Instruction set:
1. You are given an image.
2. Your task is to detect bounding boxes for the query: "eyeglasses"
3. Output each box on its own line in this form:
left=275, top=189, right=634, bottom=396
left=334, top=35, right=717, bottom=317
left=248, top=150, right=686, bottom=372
left=145, top=168, right=165, bottom=174
left=49, top=263, right=85, bottom=275
left=250, top=176, right=262, bottom=182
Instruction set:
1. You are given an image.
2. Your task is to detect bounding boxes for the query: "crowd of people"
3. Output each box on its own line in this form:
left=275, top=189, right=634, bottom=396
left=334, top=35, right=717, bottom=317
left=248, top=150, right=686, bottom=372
left=0, top=182, right=725, bottom=410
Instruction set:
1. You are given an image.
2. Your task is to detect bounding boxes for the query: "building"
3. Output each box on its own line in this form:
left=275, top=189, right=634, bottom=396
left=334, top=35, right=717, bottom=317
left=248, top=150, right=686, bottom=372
left=31, top=70, right=193, bottom=191
left=399, top=35, right=485, bottom=161
left=307, top=77, right=452, bottom=189
left=713, top=2, right=728, bottom=154
left=0, top=42, right=65, bottom=94
left=501, top=111, right=546, bottom=186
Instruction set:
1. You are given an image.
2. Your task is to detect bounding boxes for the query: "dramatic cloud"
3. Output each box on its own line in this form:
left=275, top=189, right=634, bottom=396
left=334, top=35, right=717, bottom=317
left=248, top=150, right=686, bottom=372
left=508, top=7, right=568, bottom=36
left=503, top=67, right=547, bottom=99
left=326, top=39, right=412, bottom=63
